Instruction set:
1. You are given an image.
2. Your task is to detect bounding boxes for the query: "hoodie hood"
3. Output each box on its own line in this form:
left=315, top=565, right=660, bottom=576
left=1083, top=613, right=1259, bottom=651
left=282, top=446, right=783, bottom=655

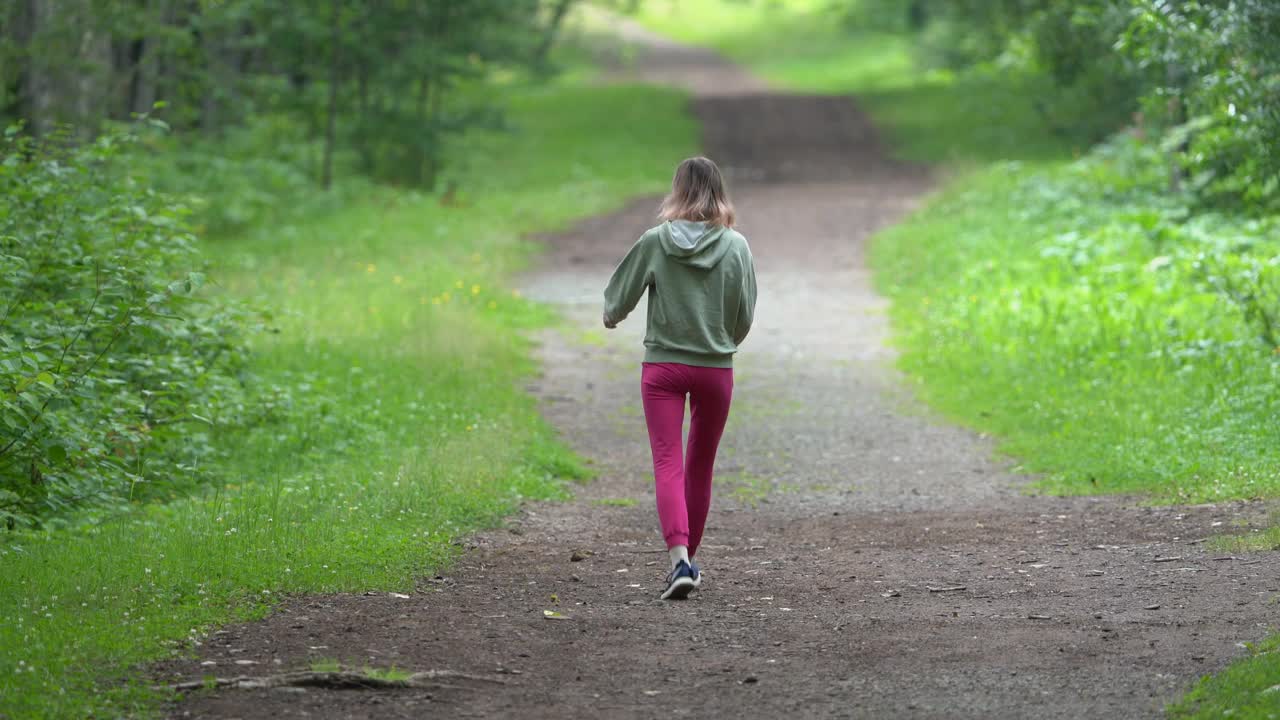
left=658, top=220, right=732, bottom=269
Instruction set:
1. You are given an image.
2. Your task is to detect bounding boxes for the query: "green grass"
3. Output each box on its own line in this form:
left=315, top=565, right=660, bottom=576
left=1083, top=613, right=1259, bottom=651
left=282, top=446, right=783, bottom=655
left=361, top=666, right=413, bottom=683
left=309, top=659, right=341, bottom=674
left=593, top=497, right=638, bottom=507
left=0, top=77, right=697, bottom=718
left=1169, top=633, right=1280, bottom=719
left=1209, top=520, right=1280, bottom=554
left=868, top=142, right=1280, bottom=502
left=721, top=471, right=795, bottom=507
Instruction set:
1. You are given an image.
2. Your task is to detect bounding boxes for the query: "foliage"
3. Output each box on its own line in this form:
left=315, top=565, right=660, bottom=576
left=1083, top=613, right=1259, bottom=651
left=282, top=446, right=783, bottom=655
left=0, top=125, right=264, bottom=529
left=125, top=113, right=370, bottom=237
left=1122, top=0, right=1280, bottom=210
left=0, top=77, right=696, bottom=719
left=0, top=0, right=577, bottom=188
left=851, top=0, right=1280, bottom=210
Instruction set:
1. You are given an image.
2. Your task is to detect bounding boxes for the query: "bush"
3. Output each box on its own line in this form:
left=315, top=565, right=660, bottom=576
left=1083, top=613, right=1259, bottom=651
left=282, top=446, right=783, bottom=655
left=127, top=114, right=326, bottom=237
left=849, top=0, right=1280, bottom=210
left=0, top=125, right=261, bottom=528
left=1123, top=0, right=1280, bottom=211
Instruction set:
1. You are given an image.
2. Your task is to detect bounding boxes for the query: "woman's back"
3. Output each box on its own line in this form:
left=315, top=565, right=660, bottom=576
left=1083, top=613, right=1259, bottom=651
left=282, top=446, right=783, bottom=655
left=604, top=220, right=755, bottom=368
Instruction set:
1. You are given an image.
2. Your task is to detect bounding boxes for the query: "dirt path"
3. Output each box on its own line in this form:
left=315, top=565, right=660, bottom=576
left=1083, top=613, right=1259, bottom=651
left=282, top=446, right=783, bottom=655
left=167, top=22, right=1278, bottom=720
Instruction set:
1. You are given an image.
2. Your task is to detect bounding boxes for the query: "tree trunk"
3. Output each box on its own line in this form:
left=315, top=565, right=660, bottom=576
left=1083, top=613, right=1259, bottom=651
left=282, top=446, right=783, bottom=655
left=201, top=28, right=228, bottom=133
left=75, top=15, right=112, bottom=136
left=22, top=0, right=58, bottom=136
left=534, top=0, right=575, bottom=68
left=1165, top=0, right=1185, bottom=193
left=321, top=0, right=341, bottom=189
left=908, top=0, right=928, bottom=30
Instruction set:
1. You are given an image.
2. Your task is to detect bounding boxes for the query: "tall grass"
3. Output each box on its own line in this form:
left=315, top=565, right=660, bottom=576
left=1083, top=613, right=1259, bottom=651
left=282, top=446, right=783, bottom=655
left=0, top=80, right=698, bottom=718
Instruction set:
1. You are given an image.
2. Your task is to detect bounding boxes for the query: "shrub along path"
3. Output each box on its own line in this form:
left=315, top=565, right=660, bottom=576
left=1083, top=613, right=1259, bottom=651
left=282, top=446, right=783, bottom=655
left=166, top=22, right=1278, bottom=719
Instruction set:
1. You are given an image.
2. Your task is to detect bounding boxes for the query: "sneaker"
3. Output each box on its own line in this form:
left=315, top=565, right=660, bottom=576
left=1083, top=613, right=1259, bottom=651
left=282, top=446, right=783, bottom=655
left=689, top=560, right=702, bottom=588
left=660, top=559, right=697, bottom=600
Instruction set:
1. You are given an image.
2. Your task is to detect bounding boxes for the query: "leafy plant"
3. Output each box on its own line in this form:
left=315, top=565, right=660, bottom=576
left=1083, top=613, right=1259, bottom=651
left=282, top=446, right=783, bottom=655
left=1123, top=0, right=1280, bottom=211
left=0, top=124, right=262, bottom=528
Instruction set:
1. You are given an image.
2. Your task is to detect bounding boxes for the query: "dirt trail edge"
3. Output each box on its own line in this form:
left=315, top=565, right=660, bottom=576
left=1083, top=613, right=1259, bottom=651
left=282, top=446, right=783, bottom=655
left=167, top=21, right=1278, bottom=720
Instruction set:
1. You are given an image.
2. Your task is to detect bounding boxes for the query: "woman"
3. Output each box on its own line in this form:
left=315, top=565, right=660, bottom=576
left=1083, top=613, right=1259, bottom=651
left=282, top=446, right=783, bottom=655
left=602, top=156, right=757, bottom=600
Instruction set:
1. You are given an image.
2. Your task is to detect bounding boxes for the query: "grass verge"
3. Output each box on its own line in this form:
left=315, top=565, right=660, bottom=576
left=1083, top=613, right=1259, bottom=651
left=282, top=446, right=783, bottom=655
left=1168, top=633, right=1280, bottom=719
left=0, top=77, right=697, bottom=718
left=870, top=148, right=1280, bottom=502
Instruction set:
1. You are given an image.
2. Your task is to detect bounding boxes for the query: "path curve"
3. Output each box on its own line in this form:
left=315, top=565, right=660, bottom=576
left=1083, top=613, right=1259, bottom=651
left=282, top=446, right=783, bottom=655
left=169, top=19, right=1278, bottom=720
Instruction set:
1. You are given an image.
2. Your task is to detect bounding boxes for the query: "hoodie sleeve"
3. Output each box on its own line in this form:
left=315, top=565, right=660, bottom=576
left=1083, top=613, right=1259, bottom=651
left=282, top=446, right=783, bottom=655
left=732, top=245, right=757, bottom=345
left=603, top=235, right=653, bottom=325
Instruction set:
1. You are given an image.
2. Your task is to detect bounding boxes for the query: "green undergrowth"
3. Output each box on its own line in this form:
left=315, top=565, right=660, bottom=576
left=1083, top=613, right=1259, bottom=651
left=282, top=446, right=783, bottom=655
left=870, top=139, right=1280, bottom=502
left=1168, top=633, right=1280, bottom=719
left=0, top=78, right=697, bottom=718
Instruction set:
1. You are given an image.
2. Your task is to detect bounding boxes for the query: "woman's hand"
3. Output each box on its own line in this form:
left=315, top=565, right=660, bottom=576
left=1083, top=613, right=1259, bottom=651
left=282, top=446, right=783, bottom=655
left=603, top=312, right=617, bottom=329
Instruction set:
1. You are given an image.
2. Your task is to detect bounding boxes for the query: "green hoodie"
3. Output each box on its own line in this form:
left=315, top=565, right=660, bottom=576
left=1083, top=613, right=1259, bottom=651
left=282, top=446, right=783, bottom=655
left=603, top=220, right=756, bottom=368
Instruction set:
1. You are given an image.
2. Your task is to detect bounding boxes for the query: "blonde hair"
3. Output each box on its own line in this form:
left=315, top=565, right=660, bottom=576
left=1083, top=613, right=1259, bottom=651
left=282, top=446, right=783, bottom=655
left=658, top=156, right=735, bottom=228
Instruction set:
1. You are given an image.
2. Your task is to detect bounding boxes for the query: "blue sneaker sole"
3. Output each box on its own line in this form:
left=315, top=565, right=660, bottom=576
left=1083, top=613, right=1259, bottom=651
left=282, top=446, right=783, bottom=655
left=661, top=576, right=696, bottom=600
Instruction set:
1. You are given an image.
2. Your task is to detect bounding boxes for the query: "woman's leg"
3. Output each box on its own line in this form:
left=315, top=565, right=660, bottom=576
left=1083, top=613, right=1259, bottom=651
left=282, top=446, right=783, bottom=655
left=684, top=366, right=734, bottom=557
left=641, top=363, right=691, bottom=550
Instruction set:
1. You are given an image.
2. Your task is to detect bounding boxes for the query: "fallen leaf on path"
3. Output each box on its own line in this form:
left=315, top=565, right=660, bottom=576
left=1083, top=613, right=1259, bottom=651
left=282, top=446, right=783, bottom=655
left=881, top=591, right=901, bottom=598
left=542, top=610, right=570, bottom=620
left=390, top=592, right=410, bottom=599
left=1144, top=604, right=1161, bottom=610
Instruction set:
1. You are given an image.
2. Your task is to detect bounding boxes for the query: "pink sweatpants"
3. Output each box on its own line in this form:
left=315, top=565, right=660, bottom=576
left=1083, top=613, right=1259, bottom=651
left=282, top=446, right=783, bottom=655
left=640, top=362, right=734, bottom=556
